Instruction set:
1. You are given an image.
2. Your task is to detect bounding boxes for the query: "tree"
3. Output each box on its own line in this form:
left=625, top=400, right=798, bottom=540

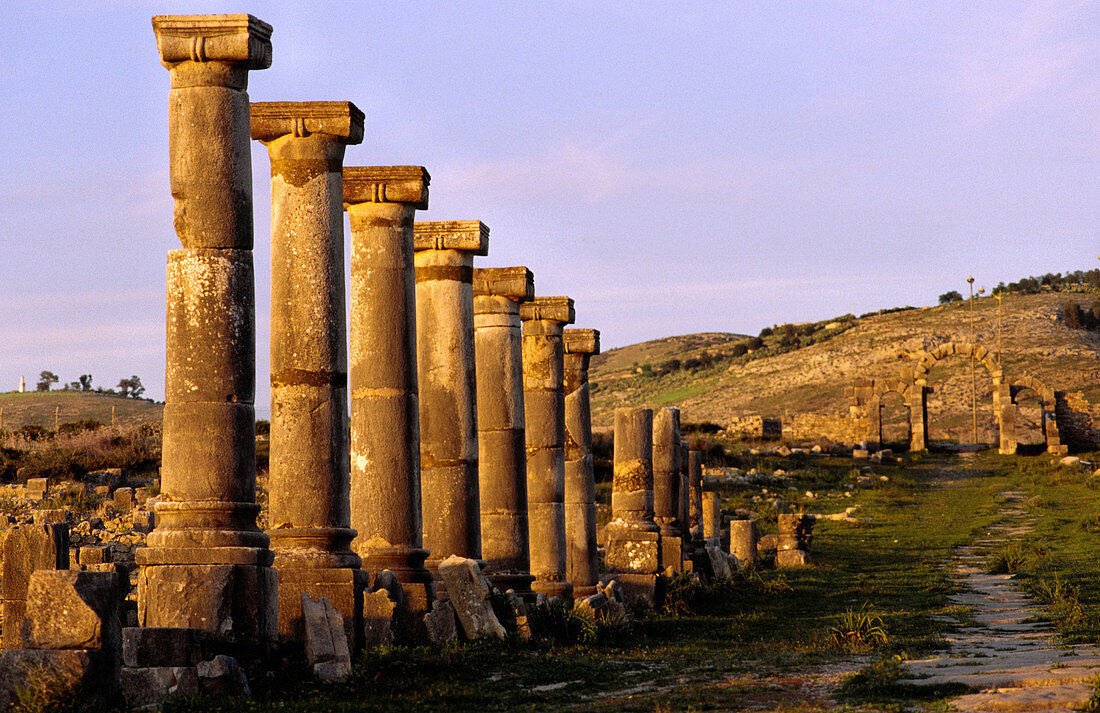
left=118, top=375, right=145, bottom=399
left=938, top=290, right=963, bottom=305
left=37, top=371, right=58, bottom=392
left=79, top=375, right=93, bottom=392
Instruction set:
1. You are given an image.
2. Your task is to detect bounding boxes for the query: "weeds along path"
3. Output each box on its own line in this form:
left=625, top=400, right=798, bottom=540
left=901, top=489, right=1100, bottom=712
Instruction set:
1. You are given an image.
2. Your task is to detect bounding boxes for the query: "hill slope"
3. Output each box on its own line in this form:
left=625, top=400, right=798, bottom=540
left=589, top=293, right=1100, bottom=441
left=0, top=392, right=163, bottom=430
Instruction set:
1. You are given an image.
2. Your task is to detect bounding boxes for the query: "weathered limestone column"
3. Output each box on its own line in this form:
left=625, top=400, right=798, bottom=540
left=474, top=267, right=535, bottom=594
left=344, top=167, right=434, bottom=613
left=606, top=408, right=660, bottom=569
left=139, top=14, right=276, bottom=646
left=414, top=221, right=488, bottom=570
left=521, top=297, right=575, bottom=599
left=652, top=408, right=684, bottom=573
left=729, top=519, right=758, bottom=566
left=702, top=491, right=722, bottom=547
left=678, top=440, right=690, bottom=555
left=687, top=450, right=704, bottom=548
left=251, top=101, right=364, bottom=645
left=563, top=328, right=600, bottom=596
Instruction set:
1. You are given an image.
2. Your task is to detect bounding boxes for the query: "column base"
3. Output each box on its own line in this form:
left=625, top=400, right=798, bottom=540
left=270, top=527, right=361, bottom=570
left=485, top=571, right=535, bottom=596
left=605, top=522, right=662, bottom=574
left=660, top=535, right=685, bottom=574
left=276, top=567, right=368, bottom=652
left=571, top=584, right=600, bottom=598
left=531, top=579, right=573, bottom=601
left=600, top=572, right=664, bottom=609
left=137, top=563, right=277, bottom=647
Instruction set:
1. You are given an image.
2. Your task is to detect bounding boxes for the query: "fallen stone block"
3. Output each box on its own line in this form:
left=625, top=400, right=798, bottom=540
left=113, top=487, right=134, bottom=511
left=705, top=545, right=733, bottom=580
left=0, top=648, right=120, bottom=710
left=79, top=545, right=110, bottom=565
left=776, top=549, right=810, bottom=567
left=436, top=555, right=506, bottom=640
left=24, top=570, right=120, bottom=652
left=196, top=654, right=251, bottom=696
left=424, top=599, right=458, bottom=644
left=362, top=588, right=397, bottom=648
left=301, top=594, right=351, bottom=681
left=1, top=523, right=69, bottom=602
left=132, top=510, right=156, bottom=533
left=121, top=665, right=199, bottom=710
left=24, top=478, right=48, bottom=500
left=123, top=627, right=202, bottom=668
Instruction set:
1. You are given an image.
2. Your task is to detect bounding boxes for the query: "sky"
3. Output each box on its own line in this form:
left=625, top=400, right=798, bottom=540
left=0, top=1, right=1096, bottom=413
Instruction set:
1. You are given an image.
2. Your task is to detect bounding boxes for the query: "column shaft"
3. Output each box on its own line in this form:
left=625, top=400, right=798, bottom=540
left=605, top=407, right=662, bottom=575
left=474, top=268, right=535, bottom=593
left=253, top=102, right=362, bottom=570
left=344, top=168, right=433, bottom=609
left=414, top=221, right=488, bottom=568
left=521, top=297, right=575, bottom=599
left=563, top=328, right=600, bottom=596
left=251, top=102, right=365, bottom=647
left=688, top=450, right=704, bottom=545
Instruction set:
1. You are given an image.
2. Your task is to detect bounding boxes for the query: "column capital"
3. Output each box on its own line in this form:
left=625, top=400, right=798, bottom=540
left=564, top=329, right=600, bottom=355
left=520, top=296, right=575, bottom=325
left=414, top=221, right=489, bottom=255
left=250, top=101, right=364, bottom=144
left=152, top=14, right=272, bottom=70
left=473, top=267, right=534, bottom=301
left=344, top=166, right=430, bottom=210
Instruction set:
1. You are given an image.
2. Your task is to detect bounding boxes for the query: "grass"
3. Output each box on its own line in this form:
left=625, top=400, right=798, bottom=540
left=0, top=391, right=161, bottom=431
left=151, top=452, right=1018, bottom=713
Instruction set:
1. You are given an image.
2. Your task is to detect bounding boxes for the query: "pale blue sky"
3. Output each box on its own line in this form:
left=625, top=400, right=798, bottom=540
left=0, top=2, right=1096, bottom=411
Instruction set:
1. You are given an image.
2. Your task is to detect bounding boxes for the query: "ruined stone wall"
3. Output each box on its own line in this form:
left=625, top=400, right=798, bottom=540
left=782, top=413, right=857, bottom=444
left=725, top=416, right=782, bottom=440
left=1055, top=391, right=1100, bottom=451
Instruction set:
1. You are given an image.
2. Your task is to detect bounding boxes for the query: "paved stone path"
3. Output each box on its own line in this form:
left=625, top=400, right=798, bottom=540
left=901, top=491, right=1100, bottom=712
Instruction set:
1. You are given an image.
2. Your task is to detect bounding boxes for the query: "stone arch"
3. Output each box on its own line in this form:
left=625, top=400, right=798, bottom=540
left=912, top=342, right=1002, bottom=386
left=847, top=376, right=928, bottom=452
left=912, top=342, right=1003, bottom=449
left=1004, top=376, right=1062, bottom=455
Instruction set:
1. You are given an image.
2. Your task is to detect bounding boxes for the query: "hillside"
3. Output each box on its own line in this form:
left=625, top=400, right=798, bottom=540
left=0, top=392, right=163, bottom=431
left=589, top=292, right=1100, bottom=443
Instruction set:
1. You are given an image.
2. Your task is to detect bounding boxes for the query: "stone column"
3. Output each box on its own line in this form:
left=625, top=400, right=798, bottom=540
left=473, top=267, right=535, bottom=594
left=702, top=491, right=722, bottom=546
left=729, top=520, right=758, bottom=567
left=250, top=101, right=365, bottom=646
left=606, top=408, right=660, bottom=568
left=652, top=408, right=684, bottom=573
left=678, top=440, right=690, bottom=553
left=688, top=450, right=704, bottom=547
left=138, top=14, right=276, bottom=647
left=520, top=297, right=575, bottom=599
left=414, top=221, right=488, bottom=569
left=344, top=167, right=434, bottom=613
left=563, top=328, right=600, bottom=597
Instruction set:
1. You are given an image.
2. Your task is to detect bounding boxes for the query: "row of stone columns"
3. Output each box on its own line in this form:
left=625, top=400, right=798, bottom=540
left=604, top=406, right=706, bottom=600
left=142, top=13, right=612, bottom=648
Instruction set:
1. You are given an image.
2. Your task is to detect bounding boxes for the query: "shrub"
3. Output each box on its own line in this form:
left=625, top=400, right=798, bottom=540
left=57, top=420, right=103, bottom=436
left=758, top=327, right=773, bottom=338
